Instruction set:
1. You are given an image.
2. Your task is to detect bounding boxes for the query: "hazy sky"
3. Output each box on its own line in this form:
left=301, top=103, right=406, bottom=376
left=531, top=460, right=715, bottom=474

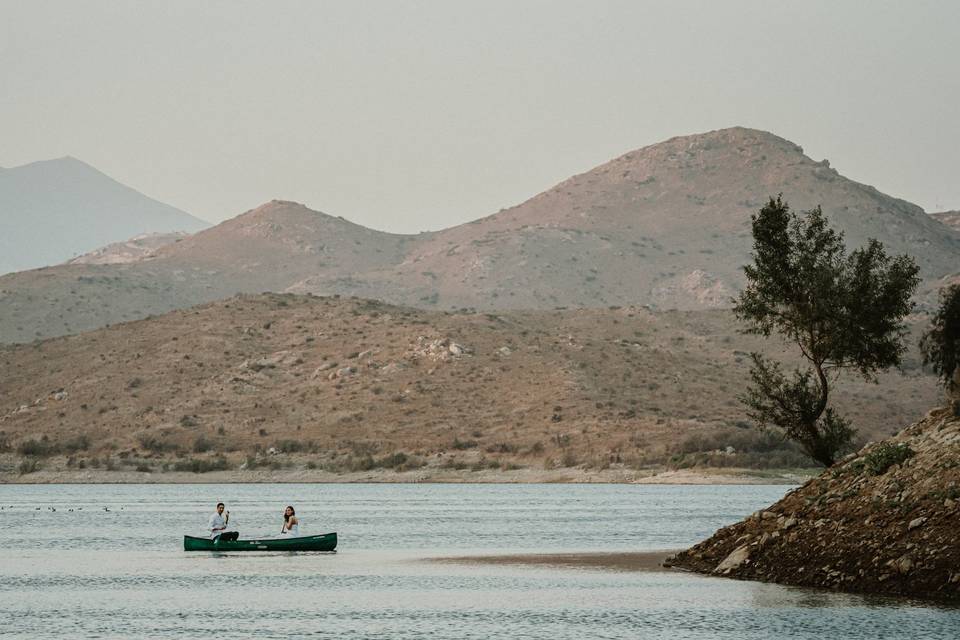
left=3, top=1, right=958, bottom=231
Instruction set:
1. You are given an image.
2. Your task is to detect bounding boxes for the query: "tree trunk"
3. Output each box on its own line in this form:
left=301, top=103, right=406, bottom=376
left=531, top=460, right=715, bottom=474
left=950, top=369, right=960, bottom=417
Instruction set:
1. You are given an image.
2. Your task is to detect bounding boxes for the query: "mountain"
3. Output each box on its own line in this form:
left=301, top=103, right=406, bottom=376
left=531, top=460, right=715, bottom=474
left=670, top=403, right=960, bottom=600
left=0, top=157, right=208, bottom=274
left=328, top=127, right=957, bottom=310
left=931, top=210, right=960, bottom=233
left=0, top=293, right=940, bottom=480
left=1, top=128, right=958, bottom=344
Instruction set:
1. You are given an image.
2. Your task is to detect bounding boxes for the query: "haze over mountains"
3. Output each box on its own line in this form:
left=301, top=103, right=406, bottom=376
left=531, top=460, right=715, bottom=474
left=1, top=127, right=958, bottom=345
left=0, top=157, right=208, bottom=275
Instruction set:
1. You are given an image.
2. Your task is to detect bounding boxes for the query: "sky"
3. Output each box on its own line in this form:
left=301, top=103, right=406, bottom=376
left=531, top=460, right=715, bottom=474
left=2, top=0, right=958, bottom=232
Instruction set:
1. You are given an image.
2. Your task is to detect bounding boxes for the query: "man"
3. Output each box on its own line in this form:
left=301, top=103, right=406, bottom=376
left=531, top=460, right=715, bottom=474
left=208, top=502, right=238, bottom=541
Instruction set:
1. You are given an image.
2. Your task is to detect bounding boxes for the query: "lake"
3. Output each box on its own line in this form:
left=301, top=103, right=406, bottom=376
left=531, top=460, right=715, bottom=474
left=1, top=483, right=957, bottom=638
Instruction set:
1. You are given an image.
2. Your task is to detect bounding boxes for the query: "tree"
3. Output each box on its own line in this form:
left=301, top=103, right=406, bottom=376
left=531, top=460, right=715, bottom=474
left=734, top=196, right=920, bottom=466
left=920, top=284, right=960, bottom=411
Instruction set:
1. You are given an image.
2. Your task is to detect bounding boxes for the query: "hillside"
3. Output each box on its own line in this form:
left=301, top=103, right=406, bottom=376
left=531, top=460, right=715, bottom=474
left=325, top=127, right=959, bottom=311
left=0, top=293, right=940, bottom=480
left=69, top=232, right=188, bottom=265
left=2, top=128, right=958, bottom=344
left=669, top=404, right=960, bottom=600
left=931, top=210, right=960, bottom=232
left=0, top=157, right=208, bottom=275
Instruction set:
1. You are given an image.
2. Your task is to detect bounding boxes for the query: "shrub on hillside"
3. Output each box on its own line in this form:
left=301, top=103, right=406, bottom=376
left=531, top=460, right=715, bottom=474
left=62, top=435, right=91, bottom=453
left=192, top=435, right=214, bottom=453
left=861, top=442, right=915, bottom=476
left=18, top=458, right=40, bottom=475
left=137, top=433, right=180, bottom=453
left=17, top=437, right=59, bottom=457
left=172, top=456, right=231, bottom=473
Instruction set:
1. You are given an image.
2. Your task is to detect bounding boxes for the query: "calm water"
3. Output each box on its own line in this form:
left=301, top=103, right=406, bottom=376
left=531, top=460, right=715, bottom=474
left=1, top=483, right=957, bottom=639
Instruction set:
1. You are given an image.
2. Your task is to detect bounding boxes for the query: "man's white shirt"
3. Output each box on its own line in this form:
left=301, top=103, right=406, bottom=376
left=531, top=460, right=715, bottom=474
left=208, top=512, right=227, bottom=538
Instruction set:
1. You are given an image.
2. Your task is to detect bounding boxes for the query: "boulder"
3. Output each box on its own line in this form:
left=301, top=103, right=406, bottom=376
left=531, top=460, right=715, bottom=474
left=888, top=555, right=914, bottom=575
left=328, top=366, right=357, bottom=380
left=311, top=362, right=337, bottom=378
left=714, top=545, right=751, bottom=574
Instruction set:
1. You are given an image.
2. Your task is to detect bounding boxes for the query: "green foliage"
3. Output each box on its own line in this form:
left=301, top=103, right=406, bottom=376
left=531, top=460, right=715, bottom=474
left=62, top=435, right=91, bottom=453
left=172, top=456, right=231, bottom=473
left=734, top=197, right=919, bottom=466
left=271, top=439, right=318, bottom=454
left=17, top=437, right=59, bottom=457
left=192, top=435, right=214, bottom=453
left=920, top=284, right=960, bottom=393
left=741, top=355, right=856, bottom=465
left=18, top=458, right=40, bottom=475
left=861, top=442, right=915, bottom=475
left=137, top=434, right=180, bottom=453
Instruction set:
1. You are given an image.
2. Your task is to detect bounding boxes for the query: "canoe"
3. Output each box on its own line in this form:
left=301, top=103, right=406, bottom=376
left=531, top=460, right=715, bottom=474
left=183, top=532, right=337, bottom=552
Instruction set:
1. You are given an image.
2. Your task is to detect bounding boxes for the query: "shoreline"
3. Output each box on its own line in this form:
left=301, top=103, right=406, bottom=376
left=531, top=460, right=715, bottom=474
left=0, top=466, right=812, bottom=485
left=430, top=550, right=678, bottom=572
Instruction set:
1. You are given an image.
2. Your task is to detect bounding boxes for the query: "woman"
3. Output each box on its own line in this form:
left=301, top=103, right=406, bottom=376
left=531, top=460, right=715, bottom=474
left=281, top=505, right=300, bottom=536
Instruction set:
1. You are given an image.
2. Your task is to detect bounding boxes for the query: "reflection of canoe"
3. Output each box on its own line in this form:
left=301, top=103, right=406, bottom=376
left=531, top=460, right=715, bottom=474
left=183, top=532, right=337, bottom=552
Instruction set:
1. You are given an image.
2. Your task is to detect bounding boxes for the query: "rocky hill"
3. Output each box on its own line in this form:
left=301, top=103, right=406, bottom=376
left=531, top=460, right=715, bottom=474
left=2, top=128, right=958, bottom=344
left=669, top=404, right=960, bottom=600
left=0, top=157, right=208, bottom=275
left=329, top=127, right=959, bottom=311
left=0, top=293, right=940, bottom=479
left=931, top=210, right=960, bottom=233
left=69, top=232, right=188, bottom=265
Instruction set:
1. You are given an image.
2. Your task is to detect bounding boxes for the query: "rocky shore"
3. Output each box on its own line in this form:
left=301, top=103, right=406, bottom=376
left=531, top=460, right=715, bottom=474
left=669, top=405, right=960, bottom=600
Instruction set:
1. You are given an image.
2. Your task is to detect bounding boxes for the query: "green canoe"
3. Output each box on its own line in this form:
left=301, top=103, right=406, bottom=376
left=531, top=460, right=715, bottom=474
left=183, top=532, right=337, bottom=552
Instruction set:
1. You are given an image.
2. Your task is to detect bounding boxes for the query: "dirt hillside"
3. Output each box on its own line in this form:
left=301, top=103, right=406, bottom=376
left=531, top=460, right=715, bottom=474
left=931, top=210, right=960, bottom=233
left=669, top=404, right=960, bottom=600
left=2, top=128, right=958, bottom=344
left=68, top=232, right=188, bottom=265
left=0, top=293, right=939, bottom=479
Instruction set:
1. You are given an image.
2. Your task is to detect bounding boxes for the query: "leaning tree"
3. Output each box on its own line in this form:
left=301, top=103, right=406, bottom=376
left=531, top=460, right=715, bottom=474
left=734, top=196, right=920, bottom=466
left=920, top=283, right=960, bottom=412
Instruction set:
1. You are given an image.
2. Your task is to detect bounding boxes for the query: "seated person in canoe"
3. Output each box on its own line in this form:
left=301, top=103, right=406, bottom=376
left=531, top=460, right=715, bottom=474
left=209, top=502, right=239, bottom=541
left=281, top=505, right=300, bottom=536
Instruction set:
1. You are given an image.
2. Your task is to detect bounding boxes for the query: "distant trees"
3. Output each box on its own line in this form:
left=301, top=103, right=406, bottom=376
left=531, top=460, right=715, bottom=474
left=920, top=284, right=960, bottom=412
left=734, top=196, right=920, bottom=466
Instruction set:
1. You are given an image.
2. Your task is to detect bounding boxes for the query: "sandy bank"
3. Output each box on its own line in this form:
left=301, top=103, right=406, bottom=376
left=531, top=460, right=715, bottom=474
left=431, top=550, right=678, bottom=572
left=0, top=465, right=811, bottom=485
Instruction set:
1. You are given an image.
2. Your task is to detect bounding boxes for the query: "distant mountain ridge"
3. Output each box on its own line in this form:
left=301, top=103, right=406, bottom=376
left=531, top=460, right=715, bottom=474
left=1, top=127, right=958, bottom=344
left=0, top=156, right=208, bottom=274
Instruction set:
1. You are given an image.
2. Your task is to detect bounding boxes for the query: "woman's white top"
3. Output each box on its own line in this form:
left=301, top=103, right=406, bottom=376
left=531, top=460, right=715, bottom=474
left=282, top=521, right=300, bottom=537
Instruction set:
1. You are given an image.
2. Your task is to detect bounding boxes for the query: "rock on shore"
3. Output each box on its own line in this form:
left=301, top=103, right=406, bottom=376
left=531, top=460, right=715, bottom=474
left=669, top=405, right=960, bottom=600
